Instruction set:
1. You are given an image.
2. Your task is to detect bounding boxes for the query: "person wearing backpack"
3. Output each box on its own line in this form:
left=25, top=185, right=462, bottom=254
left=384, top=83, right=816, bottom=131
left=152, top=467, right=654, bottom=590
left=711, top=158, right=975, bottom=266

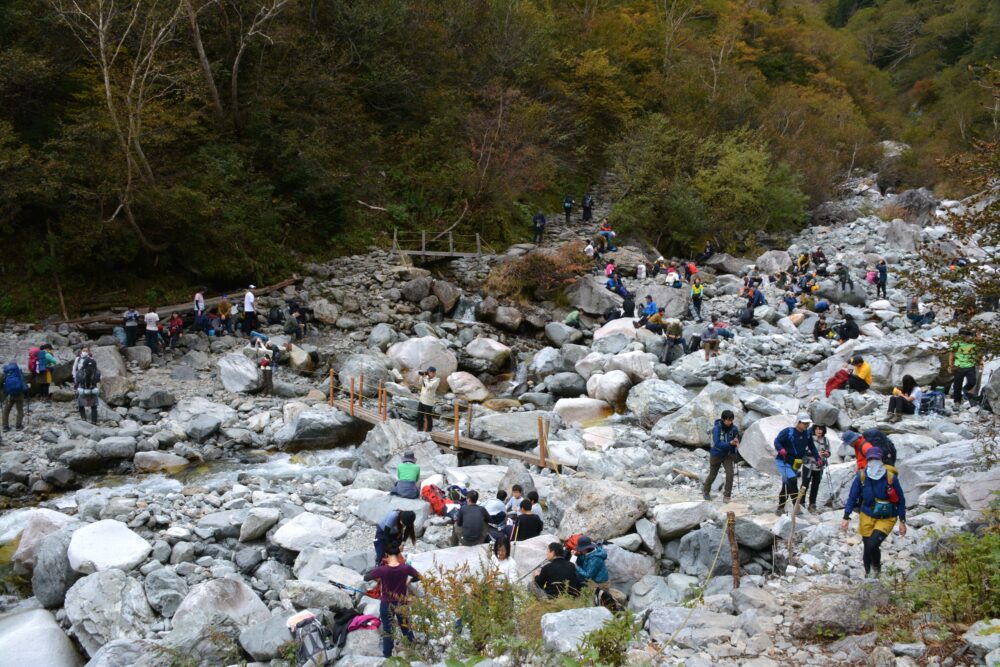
left=875, top=259, right=888, bottom=299
left=33, top=344, right=57, bottom=401
left=801, top=424, right=831, bottom=513
left=363, top=542, right=421, bottom=658
left=563, top=195, right=575, bottom=224
left=582, top=193, right=594, bottom=222
left=949, top=328, right=980, bottom=410
left=123, top=306, right=141, bottom=347
left=532, top=210, right=546, bottom=245
left=2, top=361, right=28, bottom=432
left=702, top=410, right=740, bottom=502
left=73, top=347, right=101, bottom=424
left=841, top=447, right=906, bottom=579
left=861, top=428, right=898, bottom=472
left=841, top=430, right=874, bottom=471
left=773, top=413, right=820, bottom=515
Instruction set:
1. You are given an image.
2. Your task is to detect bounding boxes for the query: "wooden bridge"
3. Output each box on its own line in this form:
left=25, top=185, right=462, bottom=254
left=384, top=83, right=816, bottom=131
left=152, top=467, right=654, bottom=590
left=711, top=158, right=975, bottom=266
left=326, top=372, right=562, bottom=472
left=392, top=229, right=484, bottom=259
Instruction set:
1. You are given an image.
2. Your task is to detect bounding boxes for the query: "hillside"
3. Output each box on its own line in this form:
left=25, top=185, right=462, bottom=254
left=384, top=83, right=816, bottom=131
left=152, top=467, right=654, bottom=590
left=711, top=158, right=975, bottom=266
left=0, top=0, right=997, bottom=316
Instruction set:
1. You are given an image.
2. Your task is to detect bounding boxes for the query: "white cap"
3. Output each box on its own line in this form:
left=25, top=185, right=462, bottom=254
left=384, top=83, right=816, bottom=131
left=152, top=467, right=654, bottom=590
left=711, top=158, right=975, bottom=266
left=796, top=411, right=812, bottom=423
left=249, top=284, right=256, bottom=289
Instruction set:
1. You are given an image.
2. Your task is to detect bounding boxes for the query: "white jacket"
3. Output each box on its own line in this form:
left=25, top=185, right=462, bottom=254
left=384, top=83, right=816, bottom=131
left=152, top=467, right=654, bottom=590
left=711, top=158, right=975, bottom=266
left=419, top=376, right=440, bottom=405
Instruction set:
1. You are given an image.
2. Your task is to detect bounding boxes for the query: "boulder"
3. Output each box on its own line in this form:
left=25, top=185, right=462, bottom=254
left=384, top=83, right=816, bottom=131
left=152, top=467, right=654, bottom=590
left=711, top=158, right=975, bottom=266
left=446, top=371, right=490, bottom=402
left=0, top=607, right=83, bottom=667
left=143, top=567, right=188, bottom=617
left=755, top=250, right=792, bottom=274
left=172, top=578, right=269, bottom=629
left=962, top=618, right=1000, bottom=659
left=464, top=337, right=511, bottom=374
left=549, top=479, right=647, bottom=541
left=541, top=607, right=612, bottom=653
left=239, top=611, right=296, bottom=662
left=64, top=569, right=155, bottom=657
left=544, top=322, right=583, bottom=348
left=605, top=545, right=656, bottom=594
left=565, top=275, right=622, bottom=316
left=593, top=318, right=638, bottom=341
left=605, top=351, right=659, bottom=383
left=311, top=298, right=340, bottom=324
left=651, top=382, right=745, bottom=447
left=280, top=580, right=353, bottom=611
left=218, top=353, right=262, bottom=393
left=356, top=419, right=442, bottom=471
left=387, top=336, right=458, bottom=385
left=91, top=346, right=127, bottom=379
left=32, top=527, right=80, bottom=608
left=896, top=439, right=977, bottom=503
left=652, top=502, right=718, bottom=540
left=133, top=451, right=189, bottom=473
left=739, top=415, right=794, bottom=475
left=628, top=575, right=681, bottom=611
left=67, top=520, right=151, bottom=574
left=704, top=253, right=750, bottom=275
left=471, top=411, right=551, bottom=448
left=893, top=188, right=938, bottom=224
left=11, top=508, right=77, bottom=574
left=274, top=405, right=369, bottom=451
left=919, top=475, right=963, bottom=511
left=553, top=397, right=613, bottom=427
left=338, top=354, right=392, bottom=398
left=408, top=545, right=490, bottom=578
left=547, top=372, right=587, bottom=398
left=240, top=507, right=281, bottom=542
left=647, top=605, right=740, bottom=649
left=367, top=323, right=399, bottom=352
left=400, top=276, right=432, bottom=302
left=432, top=280, right=460, bottom=313
left=169, top=396, right=237, bottom=426
left=271, top=512, right=348, bottom=552
left=493, top=306, right=524, bottom=332
left=791, top=593, right=872, bottom=639
left=100, top=376, right=133, bottom=405
left=958, top=468, right=1000, bottom=511
left=586, top=370, right=632, bottom=406
left=353, top=494, right=431, bottom=533
left=287, top=345, right=316, bottom=374
left=122, top=345, right=151, bottom=368
left=186, top=414, right=221, bottom=442
left=135, top=388, right=175, bottom=410
left=644, top=285, right=691, bottom=319
left=626, top=379, right=691, bottom=428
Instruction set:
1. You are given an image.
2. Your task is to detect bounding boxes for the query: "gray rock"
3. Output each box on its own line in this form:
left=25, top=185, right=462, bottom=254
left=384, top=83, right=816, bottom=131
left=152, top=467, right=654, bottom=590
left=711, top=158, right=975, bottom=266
left=158, top=610, right=242, bottom=666
left=432, top=280, right=460, bottom=313
left=464, top=337, right=511, bottom=374
left=755, top=250, right=792, bottom=274
left=549, top=479, right=646, bottom=541
left=274, top=406, right=368, bottom=451
left=896, top=439, right=977, bottom=502
left=0, top=607, right=83, bottom=667
left=240, top=507, right=281, bottom=542
left=67, top=520, right=151, bottom=574
left=280, top=580, right=353, bottom=610
left=652, top=502, right=718, bottom=540
left=354, top=494, right=430, bottom=532
left=271, top=512, right=348, bottom=551
left=32, top=527, right=80, bottom=608
left=135, top=388, right=175, bottom=410
left=123, top=345, right=151, bottom=368
left=963, top=618, right=1000, bottom=658
left=730, top=587, right=780, bottom=614
left=541, top=607, right=612, bottom=653
left=186, top=414, right=222, bottom=442
left=400, top=276, right=432, bottom=303
left=91, top=346, right=127, bottom=379
left=218, top=352, right=262, bottom=393
left=791, top=592, right=871, bottom=639
left=565, top=275, right=622, bottom=316
left=547, top=372, right=587, bottom=398
left=196, top=509, right=248, bottom=539
left=626, top=379, right=691, bottom=428
left=95, top=436, right=137, bottom=459
left=628, top=575, right=680, bottom=611
left=172, top=578, right=270, bottom=629
left=704, top=253, right=750, bottom=275
left=651, top=382, right=744, bottom=447
left=646, top=605, right=739, bottom=649
left=143, top=568, right=188, bottom=617
left=544, top=322, right=583, bottom=348
left=338, top=354, right=392, bottom=398
left=83, top=639, right=145, bottom=667
left=958, top=467, right=1000, bottom=511
left=808, top=400, right=840, bottom=426
left=367, top=323, right=399, bottom=352
left=471, top=410, right=551, bottom=448
left=239, top=610, right=295, bottom=661
left=493, top=306, right=523, bottom=332
left=65, top=569, right=155, bottom=657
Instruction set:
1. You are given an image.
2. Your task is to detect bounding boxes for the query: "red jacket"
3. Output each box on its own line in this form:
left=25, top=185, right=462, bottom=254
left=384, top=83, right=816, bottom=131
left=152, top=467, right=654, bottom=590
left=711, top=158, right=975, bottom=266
left=852, top=438, right=873, bottom=470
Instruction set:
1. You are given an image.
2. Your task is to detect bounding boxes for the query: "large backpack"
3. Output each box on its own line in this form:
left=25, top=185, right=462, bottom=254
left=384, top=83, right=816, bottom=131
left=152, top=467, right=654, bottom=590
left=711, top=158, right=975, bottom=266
left=563, top=196, right=573, bottom=211
left=267, top=305, right=285, bottom=325
left=919, top=391, right=945, bottom=415
left=287, top=611, right=334, bottom=667
left=421, top=484, right=448, bottom=516
left=27, top=348, right=41, bottom=374
left=78, top=357, right=99, bottom=392
left=862, top=428, right=897, bottom=467
left=2, top=363, right=27, bottom=396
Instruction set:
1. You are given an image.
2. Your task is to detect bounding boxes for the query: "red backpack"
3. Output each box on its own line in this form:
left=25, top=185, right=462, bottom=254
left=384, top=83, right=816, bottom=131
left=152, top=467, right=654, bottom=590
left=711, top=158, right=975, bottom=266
left=28, top=347, right=41, bottom=375
left=564, top=534, right=585, bottom=552
left=421, top=484, right=448, bottom=516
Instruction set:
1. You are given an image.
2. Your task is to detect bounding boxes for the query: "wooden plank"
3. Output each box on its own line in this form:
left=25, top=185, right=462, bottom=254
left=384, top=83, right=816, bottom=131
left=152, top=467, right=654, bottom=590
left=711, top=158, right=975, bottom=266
left=397, top=250, right=481, bottom=258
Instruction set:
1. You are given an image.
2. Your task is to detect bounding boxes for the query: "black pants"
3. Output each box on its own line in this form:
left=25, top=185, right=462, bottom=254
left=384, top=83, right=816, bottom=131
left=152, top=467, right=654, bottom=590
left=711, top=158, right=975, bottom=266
left=261, top=369, right=273, bottom=396
left=564, top=210, right=571, bottom=224
left=800, top=468, right=823, bottom=506
left=703, top=455, right=734, bottom=498
left=876, top=280, right=887, bottom=298
left=125, top=326, right=139, bottom=347
left=78, top=404, right=97, bottom=424
left=839, top=277, right=854, bottom=291
left=417, top=402, right=434, bottom=431
left=847, top=375, right=870, bottom=393
left=887, top=396, right=916, bottom=415
left=245, top=312, right=258, bottom=334
left=862, top=529, right=888, bottom=574
left=3, top=395, right=24, bottom=428
left=952, top=366, right=977, bottom=403
left=533, top=229, right=544, bottom=244
left=645, top=324, right=663, bottom=334
left=778, top=476, right=799, bottom=509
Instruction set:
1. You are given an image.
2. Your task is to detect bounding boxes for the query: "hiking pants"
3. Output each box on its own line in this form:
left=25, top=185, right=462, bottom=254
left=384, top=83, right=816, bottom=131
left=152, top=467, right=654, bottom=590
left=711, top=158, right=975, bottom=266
left=261, top=370, right=273, bottom=396
left=778, top=476, right=799, bottom=509
left=533, top=229, right=544, bottom=245
left=417, top=403, right=434, bottom=432
left=800, top=468, right=823, bottom=507
left=703, top=455, right=734, bottom=498
left=145, top=330, right=158, bottom=352
left=379, top=600, right=414, bottom=658
left=125, top=325, right=139, bottom=347
left=839, top=276, right=853, bottom=291
left=876, top=279, right=887, bottom=299
left=887, top=396, right=916, bottom=415
left=78, top=403, right=97, bottom=424
left=2, top=395, right=24, bottom=429
left=847, top=375, right=870, bottom=394
left=862, top=529, right=888, bottom=574
left=952, top=366, right=977, bottom=403
left=564, top=210, right=571, bottom=225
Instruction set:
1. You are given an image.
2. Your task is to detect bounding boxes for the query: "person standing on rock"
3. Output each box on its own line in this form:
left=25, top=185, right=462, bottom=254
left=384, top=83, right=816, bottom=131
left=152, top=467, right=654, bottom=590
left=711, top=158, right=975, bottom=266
left=563, top=195, right=575, bottom=224
left=2, top=359, right=28, bottom=432
left=949, top=327, right=980, bottom=410
left=193, top=288, right=205, bottom=317
left=243, top=285, right=257, bottom=335
left=701, top=322, right=721, bottom=361
left=703, top=409, right=740, bottom=502
left=364, top=542, right=421, bottom=658
left=534, top=542, right=581, bottom=598
left=690, top=277, right=705, bottom=322
left=841, top=447, right=906, bottom=579
left=582, top=193, right=594, bottom=223
left=218, top=295, right=233, bottom=335
left=123, top=306, right=141, bottom=347
left=416, top=367, right=439, bottom=432
left=73, top=347, right=101, bottom=424
left=390, top=450, right=420, bottom=499
left=374, top=510, right=417, bottom=565
left=773, top=412, right=820, bottom=515
left=143, top=307, right=160, bottom=353
left=876, top=259, right=888, bottom=299
left=168, top=312, right=184, bottom=350
left=835, top=262, right=854, bottom=292
left=801, top=424, right=830, bottom=513
left=532, top=210, right=546, bottom=245
left=662, top=319, right=688, bottom=363
left=34, top=344, right=57, bottom=401
left=845, top=355, right=872, bottom=393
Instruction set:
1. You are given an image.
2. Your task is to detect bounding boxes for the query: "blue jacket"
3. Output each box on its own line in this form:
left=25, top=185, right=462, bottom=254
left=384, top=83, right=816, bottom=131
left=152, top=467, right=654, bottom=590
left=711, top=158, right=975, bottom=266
left=844, top=471, right=906, bottom=521
left=773, top=426, right=819, bottom=462
left=643, top=302, right=658, bottom=316
left=748, top=291, right=766, bottom=308
left=710, top=419, right=740, bottom=458
left=533, top=214, right=546, bottom=230
left=575, top=546, right=609, bottom=584
left=782, top=296, right=797, bottom=312
left=877, top=264, right=887, bottom=283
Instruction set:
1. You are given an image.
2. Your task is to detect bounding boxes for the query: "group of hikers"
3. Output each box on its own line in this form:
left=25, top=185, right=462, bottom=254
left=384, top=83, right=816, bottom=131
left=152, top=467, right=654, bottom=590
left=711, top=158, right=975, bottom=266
left=530, top=193, right=597, bottom=245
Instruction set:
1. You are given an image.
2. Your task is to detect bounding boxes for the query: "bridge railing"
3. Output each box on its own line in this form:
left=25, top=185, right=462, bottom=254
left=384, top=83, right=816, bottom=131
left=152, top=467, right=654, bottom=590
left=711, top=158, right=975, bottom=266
left=392, top=229, right=482, bottom=256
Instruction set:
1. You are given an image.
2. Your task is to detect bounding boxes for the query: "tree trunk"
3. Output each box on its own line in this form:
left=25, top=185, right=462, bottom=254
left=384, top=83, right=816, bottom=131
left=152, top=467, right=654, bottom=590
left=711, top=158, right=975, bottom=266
left=230, top=41, right=247, bottom=132
left=184, top=0, right=225, bottom=121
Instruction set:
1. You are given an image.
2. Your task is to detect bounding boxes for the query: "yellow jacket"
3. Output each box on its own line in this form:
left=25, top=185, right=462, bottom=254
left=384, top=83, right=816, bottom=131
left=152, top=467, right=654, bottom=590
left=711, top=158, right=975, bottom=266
left=854, top=362, right=872, bottom=386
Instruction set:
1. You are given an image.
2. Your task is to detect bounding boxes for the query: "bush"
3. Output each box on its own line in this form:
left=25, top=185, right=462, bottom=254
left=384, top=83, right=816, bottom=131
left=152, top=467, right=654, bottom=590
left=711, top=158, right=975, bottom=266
left=484, top=242, right=591, bottom=303
left=576, top=610, right=641, bottom=667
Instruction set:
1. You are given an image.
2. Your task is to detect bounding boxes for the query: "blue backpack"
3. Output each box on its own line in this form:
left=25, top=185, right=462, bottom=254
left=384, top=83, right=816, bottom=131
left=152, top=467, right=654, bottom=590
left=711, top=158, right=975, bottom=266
left=3, top=363, right=27, bottom=396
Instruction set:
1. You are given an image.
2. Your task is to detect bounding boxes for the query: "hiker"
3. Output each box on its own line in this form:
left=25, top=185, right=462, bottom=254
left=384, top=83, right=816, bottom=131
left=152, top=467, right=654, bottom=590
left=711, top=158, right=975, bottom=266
left=836, top=313, right=860, bottom=343
left=702, top=409, right=740, bottom=502
left=841, top=430, right=874, bottom=471
left=193, top=289, right=205, bottom=317
left=564, top=310, right=582, bottom=330
left=690, top=277, right=704, bottom=322
left=454, top=490, right=490, bottom=546
left=123, top=306, right=141, bottom=347
left=665, top=266, right=681, bottom=288
left=906, top=296, right=935, bottom=326
left=782, top=292, right=798, bottom=315
left=592, top=232, right=608, bottom=255
left=636, top=261, right=647, bottom=280
left=746, top=286, right=766, bottom=310
left=584, top=239, right=596, bottom=259
left=876, top=259, right=888, bottom=299
left=373, top=510, right=417, bottom=565
left=845, top=355, right=872, bottom=394
left=841, top=447, right=907, bottom=579
left=168, top=312, right=184, bottom=350
left=696, top=241, right=715, bottom=264
left=887, top=374, right=922, bottom=421
left=812, top=247, right=828, bottom=268
left=653, top=257, right=668, bottom=275
left=597, top=219, right=617, bottom=251
left=636, top=295, right=657, bottom=327
left=862, top=428, right=898, bottom=471
left=243, top=285, right=257, bottom=334
left=73, top=347, right=101, bottom=424
left=416, top=367, right=439, bottom=432
left=483, top=492, right=508, bottom=528
left=390, top=451, right=420, bottom=499
left=701, top=321, right=721, bottom=361
left=621, top=294, right=636, bottom=319
left=813, top=316, right=833, bottom=341
left=533, top=543, right=581, bottom=598
left=363, top=542, right=420, bottom=658
left=492, top=535, right=518, bottom=582
left=532, top=211, right=546, bottom=245
left=510, top=499, right=544, bottom=541
left=144, top=307, right=160, bottom=352
left=604, top=259, right=616, bottom=277
left=712, top=315, right=734, bottom=340
left=949, top=328, right=980, bottom=409
left=582, top=193, right=594, bottom=223
left=33, top=344, right=57, bottom=401
left=795, top=252, right=810, bottom=273
left=773, top=412, right=820, bottom=515
left=563, top=195, right=574, bottom=224
left=800, top=424, right=830, bottom=513
left=573, top=536, right=609, bottom=588
left=218, top=295, right=233, bottom=335
left=2, top=360, right=27, bottom=432
left=835, top=262, right=854, bottom=292
left=284, top=309, right=304, bottom=342
left=663, top=320, right=687, bottom=362
left=684, top=261, right=698, bottom=282
left=641, top=307, right=666, bottom=334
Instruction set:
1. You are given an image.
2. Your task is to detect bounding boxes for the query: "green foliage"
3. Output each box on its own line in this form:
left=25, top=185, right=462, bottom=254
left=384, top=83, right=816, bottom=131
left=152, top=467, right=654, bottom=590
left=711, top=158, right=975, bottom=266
left=573, top=610, right=641, bottom=667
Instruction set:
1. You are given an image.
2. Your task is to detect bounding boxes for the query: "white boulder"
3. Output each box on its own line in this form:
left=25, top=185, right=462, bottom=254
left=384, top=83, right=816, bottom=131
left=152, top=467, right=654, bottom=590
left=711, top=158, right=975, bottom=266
left=67, top=520, right=151, bottom=574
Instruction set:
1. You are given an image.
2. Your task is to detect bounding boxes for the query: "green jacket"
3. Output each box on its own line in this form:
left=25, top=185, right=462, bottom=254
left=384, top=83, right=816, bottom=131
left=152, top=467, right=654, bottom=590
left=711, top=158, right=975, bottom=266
left=396, top=462, right=420, bottom=482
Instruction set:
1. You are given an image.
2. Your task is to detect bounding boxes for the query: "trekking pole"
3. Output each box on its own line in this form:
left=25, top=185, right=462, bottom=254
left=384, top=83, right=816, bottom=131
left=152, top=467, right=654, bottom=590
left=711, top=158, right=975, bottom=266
left=514, top=558, right=550, bottom=584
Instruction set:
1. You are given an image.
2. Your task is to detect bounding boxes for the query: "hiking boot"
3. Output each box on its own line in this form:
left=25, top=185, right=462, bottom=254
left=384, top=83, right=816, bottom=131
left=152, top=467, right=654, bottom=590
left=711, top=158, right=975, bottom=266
left=703, top=492, right=712, bottom=501
left=864, top=569, right=875, bottom=580
left=775, top=504, right=785, bottom=516
left=808, top=504, right=817, bottom=513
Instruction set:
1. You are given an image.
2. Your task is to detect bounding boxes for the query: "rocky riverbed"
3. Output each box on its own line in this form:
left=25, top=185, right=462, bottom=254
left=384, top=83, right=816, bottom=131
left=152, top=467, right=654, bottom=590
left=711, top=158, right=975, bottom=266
left=0, top=174, right=997, bottom=667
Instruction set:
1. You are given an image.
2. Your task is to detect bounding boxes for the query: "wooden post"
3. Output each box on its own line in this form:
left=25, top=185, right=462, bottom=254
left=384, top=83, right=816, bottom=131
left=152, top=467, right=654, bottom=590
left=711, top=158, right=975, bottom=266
left=538, top=416, right=547, bottom=468
left=476, top=233, right=481, bottom=255
left=328, top=369, right=334, bottom=407
left=453, top=403, right=460, bottom=449
left=449, top=232, right=454, bottom=254
left=421, top=230, right=426, bottom=255
left=358, top=375, right=365, bottom=408
left=377, top=381, right=384, bottom=421
left=726, top=511, right=741, bottom=589
left=786, top=488, right=806, bottom=556
left=349, top=377, right=355, bottom=417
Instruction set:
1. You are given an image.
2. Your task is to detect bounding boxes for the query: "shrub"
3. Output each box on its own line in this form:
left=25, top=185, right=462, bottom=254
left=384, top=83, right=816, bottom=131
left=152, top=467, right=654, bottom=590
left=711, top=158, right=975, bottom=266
left=484, top=242, right=591, bottom=303
left=879, top=201, right=908, bottom=221
left=576, top=610, right=642, bottom=667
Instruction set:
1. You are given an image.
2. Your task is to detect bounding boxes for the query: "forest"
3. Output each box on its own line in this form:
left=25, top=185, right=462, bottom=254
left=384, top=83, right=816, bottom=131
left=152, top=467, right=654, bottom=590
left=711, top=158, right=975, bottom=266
left=0, top=0, right=997, bottom=316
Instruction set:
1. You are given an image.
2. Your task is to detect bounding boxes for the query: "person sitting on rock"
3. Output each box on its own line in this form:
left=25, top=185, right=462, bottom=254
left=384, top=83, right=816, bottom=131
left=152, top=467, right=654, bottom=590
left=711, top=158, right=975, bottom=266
left=534, top=543, right=581, bottom=598
left=653, top=257, right=668, bottom=275
left=773, top=412, right=820, bottom=515
left=636, top=295, right=657, bottom=327
left=696, top=241, right=715, bottom=264
left=841, top=447, right=906, bottom=579
left=795, top=252, right=810, bottom=273
left=284, top=309, right=304, bottom=342
left=505, top=484, right=525, bottom=514
left=643, top=307, right=667, bottom=334
left=887, top=374, right=922, bottom=422
left=509, top=499, right=544, bottom=541
left=484, top=492, right=508, bottom=528
left=573, top=536, right=609, bottom=589
left=813, top=316, right=833, bottom=341
left=711, top=314, right=734, bottom=340
left=454, top=490, right=490, bottom=546
left=906, top=296, right=935, bottom=327
left=390, top=451, right=420, bottom=499
left=812, top=247, right=828, bottom=267
left=845, top=355, right=872, bottom=393
left=605, top=259, right=616, bottom=277
left=527, top=490, right=543, bottom=518
left=835, top=314, right=860, bottom=344
left=662, top=319, right=687, bottom=363
left=782, top=292, right=798, bottom=315
left=703, top=409, right=739, bottom=502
